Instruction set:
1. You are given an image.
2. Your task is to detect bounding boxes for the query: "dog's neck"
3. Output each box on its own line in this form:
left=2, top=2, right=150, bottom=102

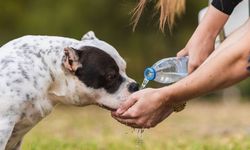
left=43, top=38, right=97, bottom=107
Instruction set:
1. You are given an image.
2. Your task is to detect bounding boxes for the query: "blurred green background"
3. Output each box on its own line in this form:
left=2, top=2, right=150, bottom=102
left=0, top=0, right=249, bottom=97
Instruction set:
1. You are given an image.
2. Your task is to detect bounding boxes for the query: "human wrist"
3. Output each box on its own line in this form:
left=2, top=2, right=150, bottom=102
left=188, top=22, right=218, bottom=49
left=157, top=87, right=170, bottom=105
left=158, top=87, right=178, bottom=105
left=194, top=20, right=219, bottom=42
left=158, top=87, right=187, bottom=112
left=197, top=25, right=218, bottom=41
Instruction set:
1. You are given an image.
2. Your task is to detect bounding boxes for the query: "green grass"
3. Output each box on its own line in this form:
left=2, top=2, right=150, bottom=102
left=22, top=101, right=250, bottom=150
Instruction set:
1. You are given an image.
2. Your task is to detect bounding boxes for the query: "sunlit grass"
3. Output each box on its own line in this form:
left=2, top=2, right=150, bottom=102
left=22, top=101, right=250, bottom=150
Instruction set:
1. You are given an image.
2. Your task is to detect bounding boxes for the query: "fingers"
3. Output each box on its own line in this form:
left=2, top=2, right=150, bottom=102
left=115, top=94, right=137, bottom=115
left=112, top=103, right=139, bottom=119
left=188, top=63, right=198, bottom=74
left=111, top=113, right=150, bottom=129
left=177, top=48, right=199, bottom=73
left=177, top=48, right=188, bottom=57
left=112, top=115, right=141, bottom=128
left=188, top=56, right=204, bottom=74
left=111, top=111, right=134, bottom=119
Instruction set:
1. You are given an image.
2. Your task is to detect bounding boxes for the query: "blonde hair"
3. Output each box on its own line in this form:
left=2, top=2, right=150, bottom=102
left=132, top=0, right=185, bottom=31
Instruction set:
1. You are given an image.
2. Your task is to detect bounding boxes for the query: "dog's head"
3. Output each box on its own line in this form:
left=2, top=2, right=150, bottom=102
left=50, top=31, right=138, bottom=110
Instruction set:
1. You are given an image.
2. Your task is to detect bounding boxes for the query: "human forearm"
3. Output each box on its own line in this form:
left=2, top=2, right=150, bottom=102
left=177, top=5, right=229, bottom=73
left=162, top=31, right=250, bottom=103
left=195, top=5, right=229, bottom=41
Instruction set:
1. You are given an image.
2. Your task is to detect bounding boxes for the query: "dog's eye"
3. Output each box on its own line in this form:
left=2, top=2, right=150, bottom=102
left=106, top=73, right=117, bottom=81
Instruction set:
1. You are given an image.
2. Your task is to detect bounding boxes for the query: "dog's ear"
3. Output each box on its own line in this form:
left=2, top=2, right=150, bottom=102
left=81, top=31, right=98, bottom=41
left=63, top=47, right=82, bottom=72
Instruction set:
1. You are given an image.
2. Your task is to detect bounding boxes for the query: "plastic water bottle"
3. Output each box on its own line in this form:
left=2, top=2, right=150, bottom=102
left=140, top=56, right=188, bottom=89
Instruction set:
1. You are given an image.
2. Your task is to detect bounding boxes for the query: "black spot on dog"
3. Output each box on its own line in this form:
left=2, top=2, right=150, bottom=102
left=74, top=46, right=124, bottom=94
left=33, top=78, right=38, bottom=88
left=39, top=66, right=44, bottom=71
left=38, top=73, right=46, bottom=78
left=34, top=52, right=41, bottom=58
left=18, top=64, right=30, bottom=80
left=26, top=94, right=30, bottom=100
left=15, top=89, right=21, bottom=96
left=0, top=58, right=16, bottom=70
left=13, top=79, right=23, bottom=84
left=6, top=82, right=10, bottom=87
left=41, top=58, right=48, bottom=68
left=49, top=69, right=55, bottom=82
left=23, top=49, right=29, bottom=54
left=8, top=105, right=18, bottom=116
left=0, top=140, right=3, bottom=146
left=21, top=43, right=28, bottom=48
left=47, top=47, right=53, bottom=54
left=53, top=60, right=57, bottom=65
left=1, top=59, right=15, bottom=66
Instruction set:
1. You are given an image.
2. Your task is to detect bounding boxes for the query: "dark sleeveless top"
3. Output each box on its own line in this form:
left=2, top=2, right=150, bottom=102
left=212, top=0, right=243, bottom=15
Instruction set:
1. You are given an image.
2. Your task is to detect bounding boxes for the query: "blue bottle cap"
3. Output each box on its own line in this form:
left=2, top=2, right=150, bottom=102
left=144, top=67, right=156, bottom=81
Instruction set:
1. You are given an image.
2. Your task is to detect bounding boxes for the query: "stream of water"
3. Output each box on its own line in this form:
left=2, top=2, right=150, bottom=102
left=135, top=128, right=144, bottom=150
left=135, top=78, right=149, bottom=149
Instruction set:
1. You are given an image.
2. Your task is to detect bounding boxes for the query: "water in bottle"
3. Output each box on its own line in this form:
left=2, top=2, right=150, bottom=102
left=140, top=56, right=188, bottom=89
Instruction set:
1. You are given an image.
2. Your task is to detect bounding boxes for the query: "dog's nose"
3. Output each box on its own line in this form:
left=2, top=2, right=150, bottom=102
left=128, top=82, right=139, bottom=93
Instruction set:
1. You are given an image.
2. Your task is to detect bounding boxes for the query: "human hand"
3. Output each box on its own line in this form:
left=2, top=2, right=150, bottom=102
left=177, top=33, right=215, bottom=73
left=177, top=5, right=230, bottom=74
left=111, top=88, right=174, bottom=128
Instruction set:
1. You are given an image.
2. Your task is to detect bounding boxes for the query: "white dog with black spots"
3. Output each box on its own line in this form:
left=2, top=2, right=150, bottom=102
left=0, top=31, right=139, bottom=150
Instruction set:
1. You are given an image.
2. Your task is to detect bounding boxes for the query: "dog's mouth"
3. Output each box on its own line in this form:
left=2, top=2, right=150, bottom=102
left=98, top=104, right=117, bottom=111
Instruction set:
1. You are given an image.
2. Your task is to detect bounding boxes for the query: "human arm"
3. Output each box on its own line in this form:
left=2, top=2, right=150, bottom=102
left=112, top=19, right=250, bottom=128
left=177, top=4, right=229, bottom=73
left=169, top=19, right=250, bottom=102
left=165, top=33, right=250, bottom=104
left=177, top=0, right=243, bottom=73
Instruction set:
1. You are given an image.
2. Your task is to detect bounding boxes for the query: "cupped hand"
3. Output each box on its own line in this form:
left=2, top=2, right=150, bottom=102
left=111, top=88, right=174, bottom=128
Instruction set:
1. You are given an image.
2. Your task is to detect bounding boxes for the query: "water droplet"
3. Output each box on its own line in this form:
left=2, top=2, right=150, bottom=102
left=140, top=78, right=149, bottom=90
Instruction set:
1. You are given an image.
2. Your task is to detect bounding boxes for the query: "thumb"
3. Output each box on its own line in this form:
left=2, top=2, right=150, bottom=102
left=116, top=95, right=137, bottom=115
left=177, top=48, right=188, bottom=57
